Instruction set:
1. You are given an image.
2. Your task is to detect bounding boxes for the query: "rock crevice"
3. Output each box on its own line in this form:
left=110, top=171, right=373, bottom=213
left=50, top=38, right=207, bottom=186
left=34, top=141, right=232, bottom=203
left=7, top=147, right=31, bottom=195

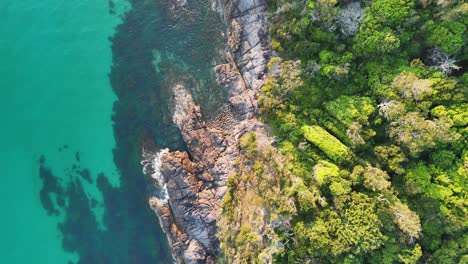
left=146, top=0, right=270, bottom=262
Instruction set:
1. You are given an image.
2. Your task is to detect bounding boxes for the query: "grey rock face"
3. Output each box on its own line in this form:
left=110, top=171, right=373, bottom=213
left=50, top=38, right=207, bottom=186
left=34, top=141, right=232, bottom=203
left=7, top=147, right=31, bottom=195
left=146, top=0, right=270, bottom=262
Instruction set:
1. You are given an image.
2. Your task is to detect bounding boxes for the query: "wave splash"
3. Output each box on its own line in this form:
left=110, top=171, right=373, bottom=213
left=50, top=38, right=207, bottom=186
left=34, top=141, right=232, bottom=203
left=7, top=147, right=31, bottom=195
left=141, top=148, right=170, bottom=204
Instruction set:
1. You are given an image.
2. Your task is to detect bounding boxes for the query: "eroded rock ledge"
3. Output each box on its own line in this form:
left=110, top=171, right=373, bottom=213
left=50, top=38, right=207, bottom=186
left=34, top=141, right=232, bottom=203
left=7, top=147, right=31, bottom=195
left=145, top=0, right=270, bottom=262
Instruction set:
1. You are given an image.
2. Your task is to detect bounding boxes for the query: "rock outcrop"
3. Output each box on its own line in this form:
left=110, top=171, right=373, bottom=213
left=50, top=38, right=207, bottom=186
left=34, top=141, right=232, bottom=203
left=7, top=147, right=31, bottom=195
left=144, top=0, right=270, bottom=262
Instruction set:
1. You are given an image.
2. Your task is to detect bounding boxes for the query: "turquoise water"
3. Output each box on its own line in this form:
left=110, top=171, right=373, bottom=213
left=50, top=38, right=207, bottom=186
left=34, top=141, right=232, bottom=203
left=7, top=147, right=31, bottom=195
left=0, top=0, right=123, bottom=262
left=0, top=0, right=166, bottom=262
left=0, top=0, right=225, bottom=262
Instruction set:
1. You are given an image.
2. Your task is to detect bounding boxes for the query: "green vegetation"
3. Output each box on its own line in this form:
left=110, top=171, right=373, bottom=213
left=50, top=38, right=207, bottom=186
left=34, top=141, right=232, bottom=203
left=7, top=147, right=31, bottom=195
left=302, top=125, right=351, bottom=162
left=220, top=0, right=467, bottom=262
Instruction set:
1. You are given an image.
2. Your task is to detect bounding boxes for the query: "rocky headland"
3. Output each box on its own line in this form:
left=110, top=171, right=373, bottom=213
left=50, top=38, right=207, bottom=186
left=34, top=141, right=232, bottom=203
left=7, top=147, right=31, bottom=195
left=141, top=0, right=271, bottom=262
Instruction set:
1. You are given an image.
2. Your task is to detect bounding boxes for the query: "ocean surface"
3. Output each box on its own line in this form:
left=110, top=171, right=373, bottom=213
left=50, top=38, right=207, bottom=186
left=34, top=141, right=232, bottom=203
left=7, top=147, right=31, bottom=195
left=0, top=0, right=225, bottom=263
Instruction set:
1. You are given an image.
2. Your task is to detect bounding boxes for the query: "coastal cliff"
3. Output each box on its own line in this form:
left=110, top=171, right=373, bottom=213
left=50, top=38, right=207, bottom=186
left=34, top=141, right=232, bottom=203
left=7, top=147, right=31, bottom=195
left=142, top=0, right=271, bottom=262
left=141, top=0, right=468, bottom=262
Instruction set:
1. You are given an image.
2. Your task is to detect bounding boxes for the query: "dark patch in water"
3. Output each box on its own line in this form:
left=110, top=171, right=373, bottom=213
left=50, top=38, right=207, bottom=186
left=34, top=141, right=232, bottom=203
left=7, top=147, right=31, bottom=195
left=39, top=156, right=63, bottom=216
left=90, top=198, right=98, bottom=208
left=39, top=156, right=172, bottom=264
left=75, top=152, right=80, bottom=162
left=109, top=0, right=116, bottom=15
left=38, top=0, right=227, bottom=262
left=78, top=168, right=93, bottom=183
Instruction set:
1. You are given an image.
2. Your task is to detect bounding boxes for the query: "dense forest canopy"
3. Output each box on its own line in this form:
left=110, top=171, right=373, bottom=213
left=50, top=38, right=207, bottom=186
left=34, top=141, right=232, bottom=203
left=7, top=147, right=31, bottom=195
left=219, top=0, right=467, bottom=262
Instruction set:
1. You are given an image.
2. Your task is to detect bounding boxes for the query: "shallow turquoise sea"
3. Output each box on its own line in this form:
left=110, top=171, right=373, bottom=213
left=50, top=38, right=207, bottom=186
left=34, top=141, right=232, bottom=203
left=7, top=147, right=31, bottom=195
left=0, top=0, right=122, bottom=262
left=0, top=0, right=225, bottom=262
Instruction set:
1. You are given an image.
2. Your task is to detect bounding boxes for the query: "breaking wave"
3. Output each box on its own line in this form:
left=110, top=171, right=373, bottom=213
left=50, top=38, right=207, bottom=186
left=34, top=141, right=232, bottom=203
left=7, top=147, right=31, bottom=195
left=141, top=148, right=170, bottom=204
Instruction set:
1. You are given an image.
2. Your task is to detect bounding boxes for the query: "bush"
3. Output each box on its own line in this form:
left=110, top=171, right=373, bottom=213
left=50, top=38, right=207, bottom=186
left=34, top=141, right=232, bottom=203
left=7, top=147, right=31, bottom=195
left=302, top=125, right=351, bottom=163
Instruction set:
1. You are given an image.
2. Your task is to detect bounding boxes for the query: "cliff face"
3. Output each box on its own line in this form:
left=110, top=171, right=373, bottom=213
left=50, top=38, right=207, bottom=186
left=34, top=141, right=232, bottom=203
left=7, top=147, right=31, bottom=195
left=144, top=0, right=270, bottom=263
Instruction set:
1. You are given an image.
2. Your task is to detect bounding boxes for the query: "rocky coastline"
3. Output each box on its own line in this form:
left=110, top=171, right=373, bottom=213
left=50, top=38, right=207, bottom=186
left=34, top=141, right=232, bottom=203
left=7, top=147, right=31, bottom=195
left=142, top=0, right=271, bottom=262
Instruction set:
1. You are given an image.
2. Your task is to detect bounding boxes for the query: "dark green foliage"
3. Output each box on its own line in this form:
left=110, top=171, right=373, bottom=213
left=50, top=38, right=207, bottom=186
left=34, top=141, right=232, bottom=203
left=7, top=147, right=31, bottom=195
left=423, top=20, right=466, bottom=54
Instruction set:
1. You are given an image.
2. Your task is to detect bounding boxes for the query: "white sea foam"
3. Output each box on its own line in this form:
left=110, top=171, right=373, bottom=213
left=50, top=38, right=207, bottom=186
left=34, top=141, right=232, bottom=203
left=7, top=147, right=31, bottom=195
left=141, top=148, right=170, bottom=204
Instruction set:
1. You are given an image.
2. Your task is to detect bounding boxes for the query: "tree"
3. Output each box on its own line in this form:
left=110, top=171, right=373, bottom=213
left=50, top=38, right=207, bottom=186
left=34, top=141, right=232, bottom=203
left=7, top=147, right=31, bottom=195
left=234, top=225, right=262, bottom=262
left=368, top=0, right=414, bottom=27
left=399, top=244, right=422, bottom=264
left=313, top=160, right=340, bottom=185
left=333, top=192, right=386, bottom=255
left=311, top=0, right=338, bottom=32
left=292, top=193, right=386, bottom=258
left=388, top=112, right=458, bottom=155
left=374, top=145, right=407, bottom=174
left=362, top=165, right=392, bottom=192
left=390, top=201, right=422, bottom=242
left=346, top=122, right=365, bottom=147
left=378, top=100, right=406, bottom=121
left=302, top=125, right=352, bottom=163
left=404, top=163, right=432, bottom=195
left=324, top=96, right=376, bottom=126
left=392, top=72, right=433, bottom=101
left=430, top=236, right=468, bottom=264
left=428, top=48, right=462, bottom=76
left=354, top=27, right=400, bottom=54
left=337, top=2, right=365, bottom=37
left=303, top=60, right=322, bottom=79
left=423, top=20, right=466, bottom=54
left=329, top=180, right=352, bottom=196
left=259, top=59, right=303, bottom=115
left=289, top=179, right=323, bottom=211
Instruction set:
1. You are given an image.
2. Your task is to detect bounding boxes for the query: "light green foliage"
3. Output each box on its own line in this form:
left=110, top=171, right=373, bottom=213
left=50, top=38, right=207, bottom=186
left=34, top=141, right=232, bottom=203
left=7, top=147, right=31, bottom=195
left=324, top=96, right=376, bottom=126
left=368, top=0, right=414, bottom=27
left=234, top=225, right=262, bottom=262
left=236, top=225, right=260, bottom=245
left=404, top=162, right=432, bottom=195
left=329, top=180, right=352, bottom=196
left=403, top=159, right=468, bottom=238
left=288, top=177, right=324, bottom=211
left=430, top=76, right=459, bottom=103
left=302, top=125, right=351, bottom=162
left=293, top=193, right=385, bottom=258
left=354, top=27, right=400, bottom=54
left=239, top=132, right=257, bottom=156
left=353, top=0, right=414, bottom=55
left=432, top=104, right=468, bottom=127
left=399, top=244, right=422, bottom=264
left=313, top=160, right=340, bottom=185
left=333, top=193, right=386, bottom=255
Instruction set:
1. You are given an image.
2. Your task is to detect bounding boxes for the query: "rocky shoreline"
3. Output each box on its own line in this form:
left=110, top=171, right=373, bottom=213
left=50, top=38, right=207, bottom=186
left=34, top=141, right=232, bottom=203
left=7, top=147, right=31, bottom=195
left=142, top=0, right=270, bottom=262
